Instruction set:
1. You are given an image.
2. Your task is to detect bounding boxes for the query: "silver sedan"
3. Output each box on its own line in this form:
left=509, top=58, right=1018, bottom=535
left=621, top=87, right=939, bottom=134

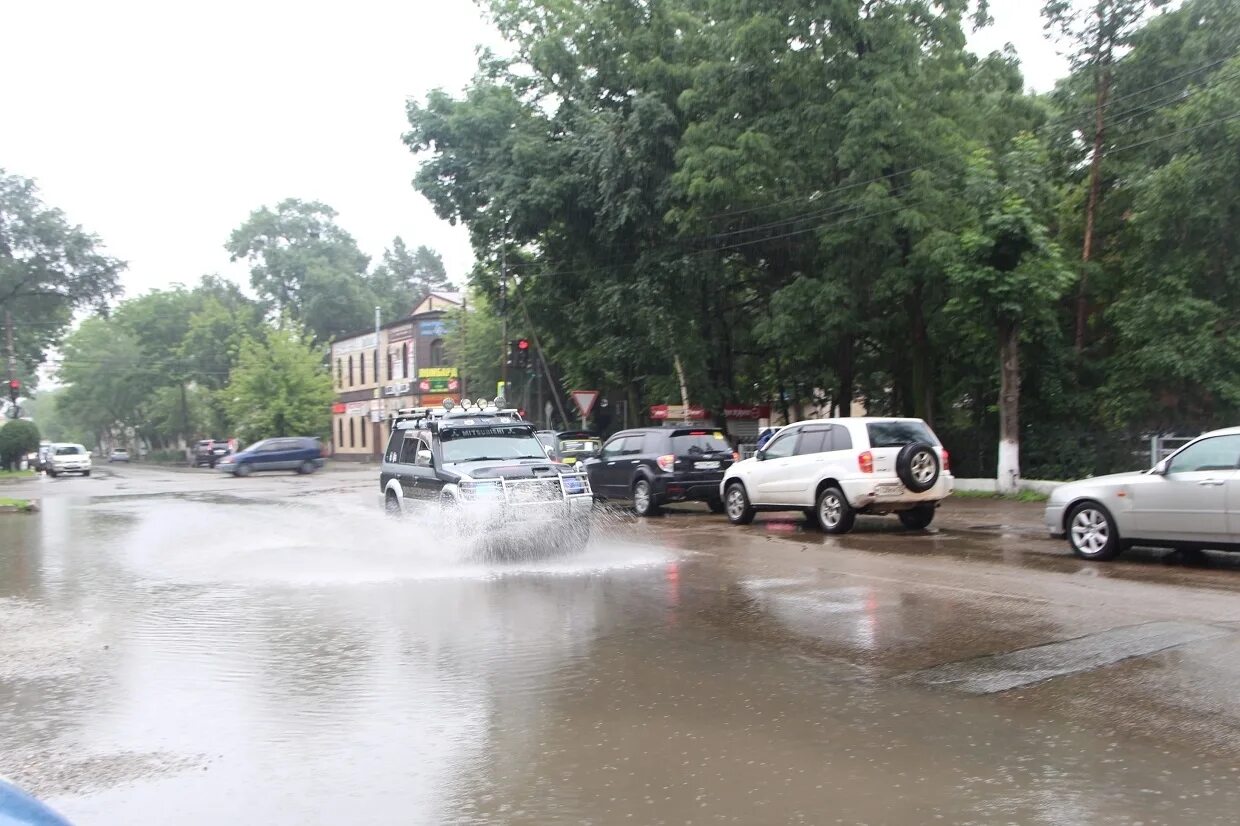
left=1045, top=427, right=1240, bottom=561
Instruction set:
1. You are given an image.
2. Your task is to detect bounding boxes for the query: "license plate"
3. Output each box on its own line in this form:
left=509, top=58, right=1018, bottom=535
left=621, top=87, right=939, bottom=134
left=695, top=461, right=721, bottom=470
left=876, top=483, right=903, bottom=495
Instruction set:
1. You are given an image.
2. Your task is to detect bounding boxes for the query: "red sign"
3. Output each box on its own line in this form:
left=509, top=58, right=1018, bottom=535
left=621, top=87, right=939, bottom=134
left=649, top=404, right=707, bottom=421
left=419, top=394, right=461, bottom=407
left=722, top=404, right=771, bottom=420
left=331, top=402, right=347, bottom=414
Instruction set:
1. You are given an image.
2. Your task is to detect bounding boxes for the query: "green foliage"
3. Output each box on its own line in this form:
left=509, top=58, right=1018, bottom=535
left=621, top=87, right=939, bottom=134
left=370, top=238, right=454, bottom=320
left=0, top=170, right=125, bottom=381
left=0, top=419, right=40, bottom=471
left=222, top=321, right=333, bottom=442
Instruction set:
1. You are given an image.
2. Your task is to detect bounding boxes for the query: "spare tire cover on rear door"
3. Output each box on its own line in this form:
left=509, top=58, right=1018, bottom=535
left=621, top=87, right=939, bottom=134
left=896, top=442, right=940, bottom=493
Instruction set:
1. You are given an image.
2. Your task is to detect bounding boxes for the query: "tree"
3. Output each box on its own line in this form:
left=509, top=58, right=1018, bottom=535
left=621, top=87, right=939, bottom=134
left=0, top=170, right=124, bottom=377
left=222, top=321, right=334, bottom=442
left=370, top=238, right=453, bottom=319
left=57, top=318, right=154, bottom=448
left=947, top=135, right=1074, bottom=492
left=226, top=199, right=374, bottom=342
left=1042, top=0, right=1169, bottom=351
left=0, top=419, right=40, bottom=471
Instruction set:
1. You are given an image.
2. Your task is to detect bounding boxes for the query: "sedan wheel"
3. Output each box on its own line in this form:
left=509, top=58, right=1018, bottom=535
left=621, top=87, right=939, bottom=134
left=1068, top=502, right=1122, bottom=561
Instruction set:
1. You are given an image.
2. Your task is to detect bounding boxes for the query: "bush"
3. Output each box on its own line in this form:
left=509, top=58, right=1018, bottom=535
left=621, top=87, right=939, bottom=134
left=0, top=420, right=41, bottom=470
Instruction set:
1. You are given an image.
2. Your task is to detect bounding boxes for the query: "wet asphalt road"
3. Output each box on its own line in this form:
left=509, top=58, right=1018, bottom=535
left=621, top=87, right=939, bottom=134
left=3, top=465, right=1240, bottom=824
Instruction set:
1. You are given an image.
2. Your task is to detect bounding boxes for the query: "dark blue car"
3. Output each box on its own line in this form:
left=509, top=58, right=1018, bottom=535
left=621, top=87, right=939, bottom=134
left=216, top=436, right=324, bottom=477
left=0, top=777, right=75, bottom=825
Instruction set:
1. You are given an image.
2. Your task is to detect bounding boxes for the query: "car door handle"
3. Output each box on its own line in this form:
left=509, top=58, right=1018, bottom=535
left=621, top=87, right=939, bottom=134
left=1197, top=479, right=1225, bottom=486
left=630, top=460, right=640, bottom=464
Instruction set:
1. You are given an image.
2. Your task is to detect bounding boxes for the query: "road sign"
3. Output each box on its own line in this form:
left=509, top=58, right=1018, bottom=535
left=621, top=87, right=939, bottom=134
left=570, top=390, right=599, bottom=418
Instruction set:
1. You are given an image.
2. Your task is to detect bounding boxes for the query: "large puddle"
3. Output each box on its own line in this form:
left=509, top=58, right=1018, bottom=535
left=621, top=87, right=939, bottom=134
left=1, top=493, right=1238, bottom=824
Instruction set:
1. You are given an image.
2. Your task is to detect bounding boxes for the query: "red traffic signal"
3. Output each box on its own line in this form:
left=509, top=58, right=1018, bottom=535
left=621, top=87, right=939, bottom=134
left=6, top=379, right=18, bottom=403
left=517, top=339, right=530, bottom=350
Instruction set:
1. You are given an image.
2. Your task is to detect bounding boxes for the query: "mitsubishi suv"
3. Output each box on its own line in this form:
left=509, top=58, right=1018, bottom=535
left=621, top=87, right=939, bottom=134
left=380, top=399, right=593, bottom=558
left=720, top=417, right=953, bottom=533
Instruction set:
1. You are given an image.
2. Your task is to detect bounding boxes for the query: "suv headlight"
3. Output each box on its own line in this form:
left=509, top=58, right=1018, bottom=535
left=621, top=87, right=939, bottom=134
left=460, top=480, right=502, bottom=498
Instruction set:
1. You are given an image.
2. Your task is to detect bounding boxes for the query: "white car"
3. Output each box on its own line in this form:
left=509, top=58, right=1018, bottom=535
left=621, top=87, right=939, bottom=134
left=720, top=417, right=953, bottom=533
left=1045, top=426, right=1240, bottom=561
left=48, top=443, right=92, bottom=477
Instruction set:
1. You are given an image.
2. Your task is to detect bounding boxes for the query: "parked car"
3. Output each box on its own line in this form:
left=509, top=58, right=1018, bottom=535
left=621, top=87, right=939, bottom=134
left=1046, top=426, right=1240, bottom=561
left=48, top=443, right=92, bottom=477
left=191, top=438, right=233, bottom=468
left=584, top=427, right=737, bottom=516
left=217, top=437, right=323, bottom=476
left=108, top=447, right=131, bottom=463
left=0, top=776, right=76, bottom=825
left=720, top=417, right=953, bottom=533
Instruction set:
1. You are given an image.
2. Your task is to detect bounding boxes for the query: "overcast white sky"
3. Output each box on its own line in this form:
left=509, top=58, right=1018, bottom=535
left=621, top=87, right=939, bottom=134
left=1, top=0, right=1067, bottom=300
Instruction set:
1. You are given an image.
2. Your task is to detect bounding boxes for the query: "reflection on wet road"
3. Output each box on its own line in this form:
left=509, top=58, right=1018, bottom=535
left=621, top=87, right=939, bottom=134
left=2, top=473, right=1239, bottom=824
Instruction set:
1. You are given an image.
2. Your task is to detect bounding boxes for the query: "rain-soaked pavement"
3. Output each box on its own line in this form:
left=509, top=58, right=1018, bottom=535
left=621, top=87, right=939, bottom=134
left=3, top=465, right=1240, bottom=824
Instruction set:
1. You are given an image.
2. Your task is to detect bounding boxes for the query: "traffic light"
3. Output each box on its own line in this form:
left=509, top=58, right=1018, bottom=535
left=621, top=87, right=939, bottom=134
left=7, top=379, right=18, bottom=404
left=517, top=338, right=531, bottom=369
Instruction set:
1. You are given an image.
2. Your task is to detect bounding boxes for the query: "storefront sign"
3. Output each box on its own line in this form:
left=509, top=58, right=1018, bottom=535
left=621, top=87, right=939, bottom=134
left=332, top=333, right=377, bottom=355
left=722, top=404, right=771, bottom=420
left=331, top=402, right=346, bottom=414
left=383, top=382, right=412, bottom=397
left=346, top=401, right=370, bottom=415
left=387, top=323, right=415, bottom=343
left=650, top=404, right=707, bottom=421
left=419, top=320, right=449, bottom=337
left=418, top=367, right=459, bottom=393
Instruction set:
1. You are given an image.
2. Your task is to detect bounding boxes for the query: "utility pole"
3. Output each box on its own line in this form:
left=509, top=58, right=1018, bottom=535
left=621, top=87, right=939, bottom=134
left=374, top=305, right=381, bottom=456
left=5, top=310, right=15, bottom=419
left=513, top=285, right=569, bottom=427
left=499, top=230, right=509, bottom=399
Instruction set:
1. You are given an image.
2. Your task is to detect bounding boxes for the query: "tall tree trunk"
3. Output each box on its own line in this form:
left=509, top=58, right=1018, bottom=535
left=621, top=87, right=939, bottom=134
left=1076, top=40, right=1113, bottom=353
left=672, top=350, right=690, bottom=416
left=837, top=334, right=854, bottom=417
left=997, top=320, right=1021, bottom=495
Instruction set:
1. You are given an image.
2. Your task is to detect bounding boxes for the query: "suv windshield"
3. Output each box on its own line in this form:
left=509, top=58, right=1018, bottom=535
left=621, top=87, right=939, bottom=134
left=866, top=421, right=937, bottom=448
left=55, top=445, right=84, bottom=455
left=671, top=431, right=732, bottom=456
left=441, top=425, right=548, bottom=463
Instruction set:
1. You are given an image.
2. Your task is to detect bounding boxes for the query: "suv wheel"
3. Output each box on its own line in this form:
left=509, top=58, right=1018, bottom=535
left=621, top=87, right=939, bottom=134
left=384, top=492, right=402, bottom=517
left=815, top=486, right=856, bottom=534
left=297, top=461, right=315, bottom=475
left=235, top=463, right=252, bottom=477
left=724, top=482, right=755, bottom=525
left=633, top=479, right=661, bottom=517
left=1067, top=501, right=1123, bottom=561
left=896, top=442, right=940, bottom=493
left=898, top=503, right=935, bottom=530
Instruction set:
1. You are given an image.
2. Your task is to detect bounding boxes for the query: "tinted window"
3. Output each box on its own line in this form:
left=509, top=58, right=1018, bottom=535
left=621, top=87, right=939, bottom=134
left=762, top=429, right=798, bottom=460
left=55, top=445, right=85, bottom=455
left=385, top=431, right=403, bottom=463
left=865, top=421, right=936, bottom=448
left=621, top=435, right=646, bottom=456
left=795, top=428, right=828, bottom=456
left=1168, top=435, right=1240, bottom=473
left=829, top=427, right=853, bottom=452
left=439, top=425, right=546, bottom=463
left=601, top=437, right=627, bottom=458
left=671, top=431, right=731, bottom=457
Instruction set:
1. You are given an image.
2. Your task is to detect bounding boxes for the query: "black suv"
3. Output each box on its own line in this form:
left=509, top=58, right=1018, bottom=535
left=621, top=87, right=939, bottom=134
left=379, top=403, right=593, bottom=557
left=584, top=426, right=737, bottom=516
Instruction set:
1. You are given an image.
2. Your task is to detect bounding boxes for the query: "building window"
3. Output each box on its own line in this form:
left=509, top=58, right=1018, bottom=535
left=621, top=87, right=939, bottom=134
left=360, top=353, right=367, bottom=385
left=348, top=356, right=354, bottom=387
left=337, top=418, right=343, bottom=447
left=430, top=339, right=445, bottom=367
left=387, top=351, right=393, bottom=381
left=336, top=358, right=342, bottom=388
left=401, top=343, right=409, bottom=378
left=349, top=417, right=356, bottom=447
left=361, top=416, right=367, bottom=447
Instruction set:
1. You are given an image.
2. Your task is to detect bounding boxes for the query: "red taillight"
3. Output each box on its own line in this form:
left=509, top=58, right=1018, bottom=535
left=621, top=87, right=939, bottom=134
left=858, top=451, right=874, bottom=473
left=657, top=454, right=676, bottom=472
left=941, top=448, right=950, bottom=471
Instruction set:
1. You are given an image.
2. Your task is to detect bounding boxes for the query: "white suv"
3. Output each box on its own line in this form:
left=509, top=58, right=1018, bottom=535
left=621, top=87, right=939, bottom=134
left=720, top=417, right=953, bottom=533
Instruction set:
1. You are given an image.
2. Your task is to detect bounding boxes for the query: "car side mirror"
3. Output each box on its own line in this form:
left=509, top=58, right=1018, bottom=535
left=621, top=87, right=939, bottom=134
left=754, top=450, right=765, bottom=462
left=544, top=444, right=556, bottom=458
left=1152, top=457, right=1170, bottom=475
left=417, top=449, right=432, bottom=465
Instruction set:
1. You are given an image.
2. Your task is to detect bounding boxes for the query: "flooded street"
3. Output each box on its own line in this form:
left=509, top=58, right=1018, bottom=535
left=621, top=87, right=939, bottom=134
left=3, top=467, right=1240, bottom=824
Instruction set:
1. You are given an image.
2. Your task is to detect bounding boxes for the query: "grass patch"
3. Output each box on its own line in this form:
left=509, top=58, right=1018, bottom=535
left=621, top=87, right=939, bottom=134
left=0, top=497, right=32, bottom=509
left=0, top=469, right=36, bottom=480
left=954, top=489, right=1049, bottom=503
